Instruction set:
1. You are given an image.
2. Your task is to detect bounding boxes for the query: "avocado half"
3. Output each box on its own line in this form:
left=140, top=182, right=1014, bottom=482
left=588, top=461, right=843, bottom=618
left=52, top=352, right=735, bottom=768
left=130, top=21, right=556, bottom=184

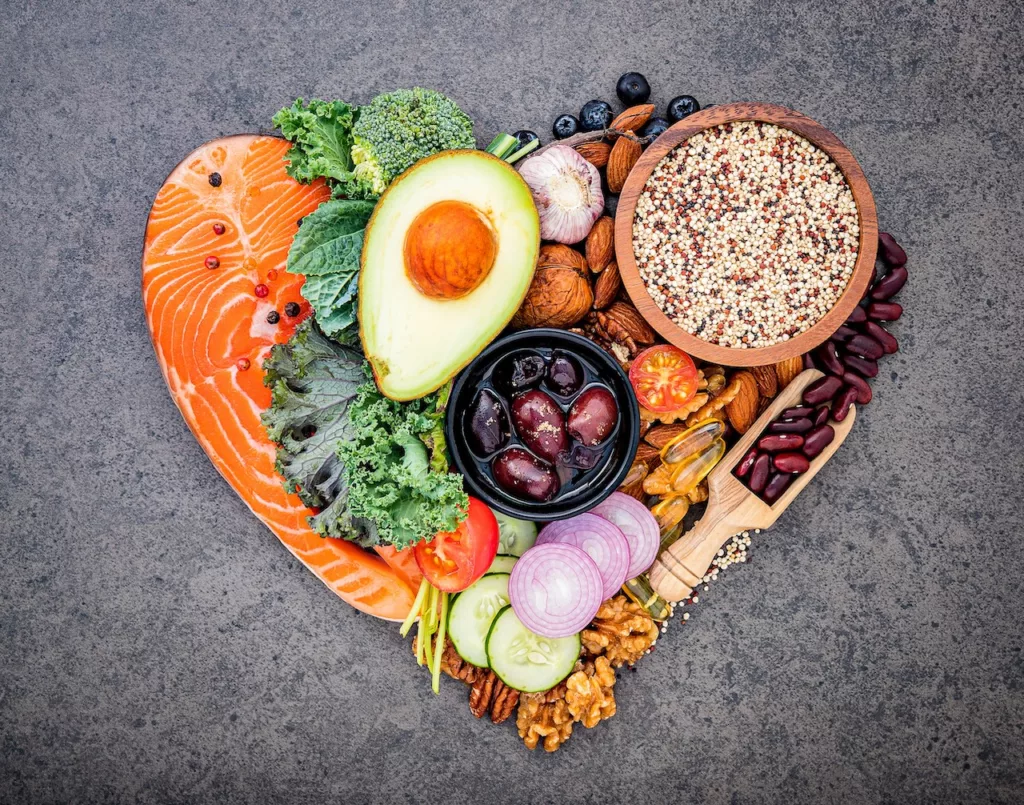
left=359, top=150, right=540, bottom=401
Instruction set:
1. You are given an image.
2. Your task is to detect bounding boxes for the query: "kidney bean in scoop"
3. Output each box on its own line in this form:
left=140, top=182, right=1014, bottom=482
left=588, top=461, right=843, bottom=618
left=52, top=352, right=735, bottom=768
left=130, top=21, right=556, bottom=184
left=749, top=454, right=772, bottom=493
left=802, top=424, right=836, bottom=458
left=762, top=472, right=793, bottom=504
left=831, top=385, right=859, bottom=422
left=781, top=405, right=814, bottom=420
left=772, top=452, right=810, bottom=474
left=735, top=447, right=759, bottom=479
left=768, top=417, right=813, bottom=434
left=758, top=433, right=804, bottom=452
left=813, top=405, right=831, bottom=427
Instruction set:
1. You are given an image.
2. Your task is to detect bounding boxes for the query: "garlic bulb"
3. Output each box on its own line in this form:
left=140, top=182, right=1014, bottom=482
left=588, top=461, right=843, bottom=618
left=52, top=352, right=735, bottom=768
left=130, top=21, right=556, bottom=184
left=518, top=145, right=604, bottom=244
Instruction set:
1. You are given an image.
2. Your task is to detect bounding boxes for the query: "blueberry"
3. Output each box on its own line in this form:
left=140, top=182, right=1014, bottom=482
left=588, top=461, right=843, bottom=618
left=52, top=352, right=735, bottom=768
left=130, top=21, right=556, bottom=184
left=639, top=117, right=671, bottom=139
left=579, top=100, right=614, bottom=132
left=616, top=72, right=651, bottom=105
left=667, top=95, right=701, bottom=122
left=513, top=129, right=539, bottom=150
left=552, top=114, right=579, bottom=139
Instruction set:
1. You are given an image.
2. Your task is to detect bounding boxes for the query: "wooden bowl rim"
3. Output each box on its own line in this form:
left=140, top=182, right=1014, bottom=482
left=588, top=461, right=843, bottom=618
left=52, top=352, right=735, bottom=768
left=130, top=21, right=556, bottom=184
left=613, top=102, right=878, bottom=367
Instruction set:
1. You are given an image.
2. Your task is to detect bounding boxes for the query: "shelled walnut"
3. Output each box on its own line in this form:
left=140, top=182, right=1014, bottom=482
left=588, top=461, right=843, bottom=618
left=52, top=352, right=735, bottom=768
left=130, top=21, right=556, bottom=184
left=565, top=657, right=617, bottom=728
left=517, top=694, right=575, bottom=752
left=581, top=596, right=660, bottom=667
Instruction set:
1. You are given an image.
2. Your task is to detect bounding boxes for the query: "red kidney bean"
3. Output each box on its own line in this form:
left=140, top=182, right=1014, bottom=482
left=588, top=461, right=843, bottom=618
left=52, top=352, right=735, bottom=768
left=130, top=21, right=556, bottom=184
left=773, top=452, right=810, bottom=474
left=781, top=405, right=814, bottom=420
left=830, top=324, right=858, bottom=343
left=802, top=352, right=815, bottom=370
left=842, top=352, right=879, bottom=378
left=803, top=376, right=843, bottom=405
left=842, top=371, right=873, bottom=404
left=878, top=232, right=907, bottom=267
left=867, top=301, right=902, bottom=322
left=846, top=305, right=868, bottom=325
left=762, top=472, right=793, bottom=504
left=734, top=446, right=759, bottom=478
left=831, top=384, right=859, bottom=422
left=749, top=453, right=771, bottom=493
left=813, top=405, right=831, bottom=426
left=815, top=342, right=844, bottom=375
left=863, top=321, right=899, bottom=354
left=769, top=417, right=813, bottom=434
left=870, top=265, right=908, bottom=300
left=802, top=424, right=835, bottom=458
left=758, top=432, right=805, bottom=452
left=846, top=333, right=884, bottom=361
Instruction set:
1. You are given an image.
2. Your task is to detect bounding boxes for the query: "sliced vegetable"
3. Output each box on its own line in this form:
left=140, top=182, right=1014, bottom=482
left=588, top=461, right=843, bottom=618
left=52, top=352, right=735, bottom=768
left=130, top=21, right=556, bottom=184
left=493, top=510, right=539, bottom=556
left=413, top=497, right=499, bottom=593
left=628, top=345, right=700, bottom=413
left=485, top=606, right=582, bottom=692
left=590, top=492, right=660, bottom=579
left=448, top=573, right=510, bottom=667
left=508, top=543, right=603, bottom=638
left=488, top=554, right=518, bottom=574
left=536, top=513, right=631, bottom=600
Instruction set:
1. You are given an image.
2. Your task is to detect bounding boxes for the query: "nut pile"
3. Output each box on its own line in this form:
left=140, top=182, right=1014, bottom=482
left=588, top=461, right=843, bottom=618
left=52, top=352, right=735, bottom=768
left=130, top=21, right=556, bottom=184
left=633, top=121, right=860, bottom=348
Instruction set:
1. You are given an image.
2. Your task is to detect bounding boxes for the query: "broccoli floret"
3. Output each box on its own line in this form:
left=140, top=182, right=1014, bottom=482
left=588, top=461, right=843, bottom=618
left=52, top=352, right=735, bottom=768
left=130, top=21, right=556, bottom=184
left=351, top=88, right=475, bottom=192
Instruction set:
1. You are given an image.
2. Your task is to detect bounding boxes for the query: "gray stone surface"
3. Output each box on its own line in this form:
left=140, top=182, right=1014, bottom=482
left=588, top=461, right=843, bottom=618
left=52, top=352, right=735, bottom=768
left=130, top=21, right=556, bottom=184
left=1, top=0, right=1022, bottom=802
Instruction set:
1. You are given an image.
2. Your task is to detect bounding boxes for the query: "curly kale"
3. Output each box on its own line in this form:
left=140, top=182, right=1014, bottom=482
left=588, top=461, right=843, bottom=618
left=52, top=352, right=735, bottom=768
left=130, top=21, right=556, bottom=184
left=339, top=379, right=467, bottom=551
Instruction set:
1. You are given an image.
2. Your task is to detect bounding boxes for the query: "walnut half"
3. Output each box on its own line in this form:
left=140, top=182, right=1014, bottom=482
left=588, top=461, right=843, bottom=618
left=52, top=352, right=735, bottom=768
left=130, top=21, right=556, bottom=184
left=581, top=595, right=660, bottom=667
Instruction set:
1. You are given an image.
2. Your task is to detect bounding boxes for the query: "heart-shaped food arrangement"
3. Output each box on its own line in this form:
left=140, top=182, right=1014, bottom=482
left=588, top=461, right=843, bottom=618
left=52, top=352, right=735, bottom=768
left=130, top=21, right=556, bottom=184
left=143, top=80, right=908, bottom=752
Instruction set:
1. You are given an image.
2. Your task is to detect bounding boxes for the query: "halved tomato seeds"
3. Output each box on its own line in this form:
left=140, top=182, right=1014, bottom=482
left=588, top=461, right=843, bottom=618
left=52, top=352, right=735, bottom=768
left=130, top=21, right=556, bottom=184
left=628, top=345, right=700, bottom=413
left=414, top=497, right=499, bottom=593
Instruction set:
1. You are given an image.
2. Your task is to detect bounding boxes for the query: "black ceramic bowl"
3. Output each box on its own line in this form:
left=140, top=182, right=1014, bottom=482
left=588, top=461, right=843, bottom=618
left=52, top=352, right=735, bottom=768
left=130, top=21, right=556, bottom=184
left=446, top=329, right=640, bottom=521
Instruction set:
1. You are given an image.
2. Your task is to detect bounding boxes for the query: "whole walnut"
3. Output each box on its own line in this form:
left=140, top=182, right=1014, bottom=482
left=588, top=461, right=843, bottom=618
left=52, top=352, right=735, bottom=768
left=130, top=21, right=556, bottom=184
left=565, top=656, right=617, bottom=728
left=511, top=244, right=593, bottom=329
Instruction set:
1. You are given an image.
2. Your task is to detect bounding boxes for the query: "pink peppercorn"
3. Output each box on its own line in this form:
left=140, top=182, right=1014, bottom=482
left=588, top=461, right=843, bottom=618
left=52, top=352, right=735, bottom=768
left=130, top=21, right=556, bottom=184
left=254, top=284, right=269, bottom=298
left=212, top=222, right=226, bottom=235
left=205, top=256, right=220, bottom=269
left=236, top=357, right=251, bottom=371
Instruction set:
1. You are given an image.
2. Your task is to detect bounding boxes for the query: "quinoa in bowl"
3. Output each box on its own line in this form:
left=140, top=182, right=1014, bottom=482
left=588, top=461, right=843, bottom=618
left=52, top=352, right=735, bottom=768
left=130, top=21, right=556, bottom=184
left=632, top=120, right=860, bottom=350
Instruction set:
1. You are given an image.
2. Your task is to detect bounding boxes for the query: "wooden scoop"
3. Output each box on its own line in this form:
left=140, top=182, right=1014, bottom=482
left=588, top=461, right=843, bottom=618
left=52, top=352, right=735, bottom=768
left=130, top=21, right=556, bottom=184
left=648, top=370, right=857, bottom=603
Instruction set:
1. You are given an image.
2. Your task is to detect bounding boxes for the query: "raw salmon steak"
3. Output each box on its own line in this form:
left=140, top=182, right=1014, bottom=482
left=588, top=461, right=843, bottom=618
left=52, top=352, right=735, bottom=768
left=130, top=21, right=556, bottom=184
left=142, top=134, right=419, bottom=620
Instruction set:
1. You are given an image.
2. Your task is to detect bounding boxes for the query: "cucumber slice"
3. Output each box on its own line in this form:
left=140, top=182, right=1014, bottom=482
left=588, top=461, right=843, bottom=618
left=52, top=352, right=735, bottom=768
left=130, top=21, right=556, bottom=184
left=493, top=511, right=538, bottom=557
left=488, top=554, right=517, bottom=574
left=447, top=573, right=510, bottom=668
left=485, top=606, right=581, bottom=693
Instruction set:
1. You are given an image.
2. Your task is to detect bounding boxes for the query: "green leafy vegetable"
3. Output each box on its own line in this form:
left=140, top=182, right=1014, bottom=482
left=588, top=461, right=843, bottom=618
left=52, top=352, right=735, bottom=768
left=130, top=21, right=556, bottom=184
left=340, top=380, right=468, bottom=551
left=261, top=319, right=374, bottom=545
left=286, top=199, right=375, bottom=342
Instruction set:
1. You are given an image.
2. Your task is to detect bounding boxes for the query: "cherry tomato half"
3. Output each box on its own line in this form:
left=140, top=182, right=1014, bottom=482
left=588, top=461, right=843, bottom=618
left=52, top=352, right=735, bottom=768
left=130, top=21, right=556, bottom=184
left=413, top=497, right=499, bottom=593
left=628, top=345, right=700, bottom=413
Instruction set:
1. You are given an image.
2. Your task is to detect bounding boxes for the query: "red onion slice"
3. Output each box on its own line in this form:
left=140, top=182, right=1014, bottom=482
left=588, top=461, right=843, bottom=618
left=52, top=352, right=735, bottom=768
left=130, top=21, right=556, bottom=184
left=590, top=492, right=661, bottom=579
left=508, top=543, right=604, bottom=638
left=536, top=513, right=631, bottom=600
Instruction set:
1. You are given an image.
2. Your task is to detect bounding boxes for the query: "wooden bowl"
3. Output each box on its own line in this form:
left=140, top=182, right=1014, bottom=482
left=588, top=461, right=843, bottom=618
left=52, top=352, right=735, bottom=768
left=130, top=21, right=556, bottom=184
left=613, top=102, right=878, bottom=367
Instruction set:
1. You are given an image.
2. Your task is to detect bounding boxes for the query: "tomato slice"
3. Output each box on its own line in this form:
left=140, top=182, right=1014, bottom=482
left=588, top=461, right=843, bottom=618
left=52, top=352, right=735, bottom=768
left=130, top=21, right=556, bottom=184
left=628, top=345, right=700, bottom=413
left=413, top=497, right=499, bottom=592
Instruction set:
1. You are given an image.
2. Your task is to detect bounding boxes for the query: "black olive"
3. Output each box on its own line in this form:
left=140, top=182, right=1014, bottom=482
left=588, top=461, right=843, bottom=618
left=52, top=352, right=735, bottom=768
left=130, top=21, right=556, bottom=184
left=604, top=194, right=619, bottom=218
left=667, top=95, right=701, bottom=122
left=545, top=352, right=584, bottom=397
left=552, top=114, right=580, bottom=139
left=579, top=100, right=614, bottom=132
left=512, top=129, right=539, bottom=150
left=493, top=351, right=547, bottom=396
left=639, top=117, right=671, bottom=139
left=616, top=72, right=651, bottom=105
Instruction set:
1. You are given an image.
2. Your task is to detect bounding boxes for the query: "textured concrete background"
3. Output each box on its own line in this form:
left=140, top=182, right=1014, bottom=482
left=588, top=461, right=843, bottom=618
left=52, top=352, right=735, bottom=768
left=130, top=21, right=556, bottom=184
left=2, top=0, right=1022, bottom=802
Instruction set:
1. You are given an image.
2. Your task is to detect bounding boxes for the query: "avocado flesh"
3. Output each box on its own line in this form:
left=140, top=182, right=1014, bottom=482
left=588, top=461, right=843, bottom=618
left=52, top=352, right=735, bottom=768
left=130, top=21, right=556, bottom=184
left=359, top=150, right=540, bottom=401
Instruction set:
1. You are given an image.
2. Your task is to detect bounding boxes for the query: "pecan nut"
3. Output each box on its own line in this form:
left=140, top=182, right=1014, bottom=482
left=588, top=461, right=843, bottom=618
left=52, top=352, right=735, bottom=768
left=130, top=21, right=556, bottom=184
left=600, top=302, right=655, bottom=345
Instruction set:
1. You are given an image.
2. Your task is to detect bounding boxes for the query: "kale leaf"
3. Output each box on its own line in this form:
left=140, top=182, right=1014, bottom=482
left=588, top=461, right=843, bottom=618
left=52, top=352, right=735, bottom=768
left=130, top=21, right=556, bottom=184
left=286, top=199, right=375, bottom=342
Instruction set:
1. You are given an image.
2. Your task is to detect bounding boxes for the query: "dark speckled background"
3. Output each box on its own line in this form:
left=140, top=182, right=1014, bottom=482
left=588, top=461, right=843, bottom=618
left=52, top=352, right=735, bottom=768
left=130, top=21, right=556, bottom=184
left=2, top=0, right=1023, bottom=802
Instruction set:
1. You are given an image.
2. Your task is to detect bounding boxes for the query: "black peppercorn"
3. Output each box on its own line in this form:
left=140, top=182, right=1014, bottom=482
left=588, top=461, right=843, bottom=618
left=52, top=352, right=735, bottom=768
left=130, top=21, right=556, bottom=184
left=284, top=302, right=301, bottom=317
left=208, top=172, right=222, bottom=187
left=266, top=310, right=280, bottom=324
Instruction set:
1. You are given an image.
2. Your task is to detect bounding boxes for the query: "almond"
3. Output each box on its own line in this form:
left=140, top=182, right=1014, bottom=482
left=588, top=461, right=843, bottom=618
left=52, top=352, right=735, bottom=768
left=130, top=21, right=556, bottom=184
left=633, top=442, right=662, bottom=471
left=644, top=423, right=688, bottom=450
left=574, top=140, right=611, bottom=170
left=593, top=261, right=621, bottom=309
left=610, top=104, right=655, bottom=134
left=724, top=371, right=759, bottom=434
left=607, top=135, right=642, bottom=194
left=773, top=356, right=803, bottom=388
left=750, top=365, right=778, bottom=398
left=603, top=301, right=655, bottom=345
left=585, top=216, right=614, bottom=273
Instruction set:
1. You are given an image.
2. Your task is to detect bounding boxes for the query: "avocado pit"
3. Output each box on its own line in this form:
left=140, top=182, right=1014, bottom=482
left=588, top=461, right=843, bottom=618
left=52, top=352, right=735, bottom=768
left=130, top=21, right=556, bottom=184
left=403, top=199, right=497, bottom=300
